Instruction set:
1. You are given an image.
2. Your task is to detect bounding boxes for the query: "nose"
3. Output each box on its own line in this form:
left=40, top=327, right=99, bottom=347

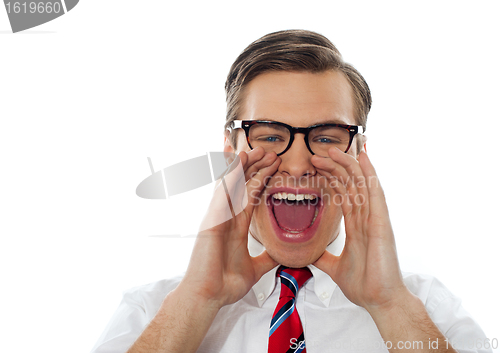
left=277, top=134, right=316, bottom=180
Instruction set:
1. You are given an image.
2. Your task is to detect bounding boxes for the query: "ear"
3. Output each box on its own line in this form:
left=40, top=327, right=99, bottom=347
left=356, top=134, right=368, bottom=160
left=224, top=130, right=236, bottom=166
left=224, top=130, right=235, bottom=154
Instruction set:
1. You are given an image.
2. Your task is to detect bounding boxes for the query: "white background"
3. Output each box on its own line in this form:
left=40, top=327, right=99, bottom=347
left=1, top=1, right=499, bottom=352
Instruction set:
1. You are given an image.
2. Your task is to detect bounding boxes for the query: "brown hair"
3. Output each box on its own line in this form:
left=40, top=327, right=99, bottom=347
left=224, top=29, right=371, bottom=151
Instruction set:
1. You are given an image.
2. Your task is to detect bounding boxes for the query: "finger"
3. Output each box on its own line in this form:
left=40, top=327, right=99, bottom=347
left=222, top=154, right=247, bottom=196
left=313, top=167, right=353, bottom=218
left=199, top=151, right=278, bottom=233
left=228, top=151, right=278, bottom=214
left=222, top=155, right=251, bottom=218
left=204, top=154, right=251, bottom=229
left=238, top=150, right=249, bottom=170
left=244, top=150, right=278, bottom=181
left=311, top=154, right=352, bottom=187
left=220, top=148, right=261, bottom=185
left=312, top=156, right=356, bottom=205
left=244, top=157, right=281, bottom=216
left=244, top=146, right=266, bottom=164
left=242, top=147, right=264, bottom=172
left=225, top=150, right=276, bottom=193
left=326, top=147, right=370, bottom=215
left=222, top=150, right=277, bottom=213
left=358, top=152, right=389, bottom=218
left=312, top=154, right=360, bottom=217
left=326, top=147, right=366, bottom=186
left=212, top=151, right=247, bottom=191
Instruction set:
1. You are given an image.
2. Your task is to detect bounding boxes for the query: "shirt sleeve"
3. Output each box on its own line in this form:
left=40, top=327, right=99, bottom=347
left=90, top=290, right=150, bottom=353
left=425, top=277, right=493, bottom=353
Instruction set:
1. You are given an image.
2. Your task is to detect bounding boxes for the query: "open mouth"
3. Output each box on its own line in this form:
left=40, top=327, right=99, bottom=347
left=266, top=190, right=323, bottom=242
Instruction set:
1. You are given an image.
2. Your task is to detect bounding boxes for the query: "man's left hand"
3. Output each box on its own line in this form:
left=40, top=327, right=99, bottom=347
left=311, top=148, right=410, bottom=313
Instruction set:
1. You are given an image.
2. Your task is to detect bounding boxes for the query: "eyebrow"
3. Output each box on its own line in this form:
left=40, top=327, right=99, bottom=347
left=317, top=119, right=350, bottom=125
left=256, top=118, right=350, bottom=126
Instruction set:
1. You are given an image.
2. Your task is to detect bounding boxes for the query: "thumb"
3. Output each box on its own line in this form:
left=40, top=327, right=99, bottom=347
left=252, top=250, right=278, bottom=280
left=313, top=250, right=340, bottom=280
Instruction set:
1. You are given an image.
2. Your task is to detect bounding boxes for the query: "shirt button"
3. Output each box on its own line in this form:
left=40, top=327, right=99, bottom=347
left=257, top=293, right=265, bottom=301
left=320, top=292, right=329, bottom=300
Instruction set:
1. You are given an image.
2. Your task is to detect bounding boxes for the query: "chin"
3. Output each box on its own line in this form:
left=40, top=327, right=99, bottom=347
left=267, top=247, right=322, bottom=268
left=250, top=222, right=335, bottom=268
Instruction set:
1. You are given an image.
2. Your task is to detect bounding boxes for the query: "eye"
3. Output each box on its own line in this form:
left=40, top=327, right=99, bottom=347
left=312, top=136, right=342, bottom=144
left=256, top=135, right=285, bottom=143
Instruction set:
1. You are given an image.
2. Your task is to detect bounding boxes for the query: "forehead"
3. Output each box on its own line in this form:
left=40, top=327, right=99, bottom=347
left=240, top=70, right=356, bottom=126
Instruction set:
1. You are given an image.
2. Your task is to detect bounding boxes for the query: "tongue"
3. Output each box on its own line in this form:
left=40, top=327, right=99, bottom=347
left=272, top=199, right=317, bottom=232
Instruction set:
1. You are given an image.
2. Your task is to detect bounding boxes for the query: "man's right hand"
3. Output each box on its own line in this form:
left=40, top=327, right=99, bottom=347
left=178, top=147, right=281, bottom=309
left=127, top=147, right=280, bottom=353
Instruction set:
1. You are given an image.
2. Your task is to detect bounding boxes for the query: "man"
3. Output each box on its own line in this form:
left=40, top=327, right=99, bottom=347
left=92, top=30, right=490, bottom=353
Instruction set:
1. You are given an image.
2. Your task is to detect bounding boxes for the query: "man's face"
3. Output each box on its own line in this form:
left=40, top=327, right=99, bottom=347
left=229, top=70, right=362, bottom=267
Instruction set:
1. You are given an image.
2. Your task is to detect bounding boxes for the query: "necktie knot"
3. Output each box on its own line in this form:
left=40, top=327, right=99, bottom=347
left=278, top=266, right=312, bottom=299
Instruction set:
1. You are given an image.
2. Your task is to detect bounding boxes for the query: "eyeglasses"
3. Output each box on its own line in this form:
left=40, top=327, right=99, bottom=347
left=230, top=120, right=365, bottom=157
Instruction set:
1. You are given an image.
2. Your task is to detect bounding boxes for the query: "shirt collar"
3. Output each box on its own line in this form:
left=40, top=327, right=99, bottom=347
left=249, top=229, right=345, bottom=308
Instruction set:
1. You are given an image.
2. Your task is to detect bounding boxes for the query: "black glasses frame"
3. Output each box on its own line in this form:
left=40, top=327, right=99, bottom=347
left=231, top=120, right=364, bottom=156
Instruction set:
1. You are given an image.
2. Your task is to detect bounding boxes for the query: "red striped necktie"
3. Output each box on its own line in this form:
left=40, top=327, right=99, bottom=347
left=268, top=266, right=312, bottom=353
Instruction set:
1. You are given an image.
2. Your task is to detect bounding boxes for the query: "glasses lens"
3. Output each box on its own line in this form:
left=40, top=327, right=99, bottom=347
left=248, top=123, right=290, bottom=155
left=308, top=125, right=351, bottom=156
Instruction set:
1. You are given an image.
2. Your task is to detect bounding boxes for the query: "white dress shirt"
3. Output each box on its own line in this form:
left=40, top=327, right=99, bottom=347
left=91, top=232, right=492, bottom=353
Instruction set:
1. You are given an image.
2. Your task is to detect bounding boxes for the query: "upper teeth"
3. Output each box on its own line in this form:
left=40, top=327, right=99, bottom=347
left=272, top=192, right=317, bottom=200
